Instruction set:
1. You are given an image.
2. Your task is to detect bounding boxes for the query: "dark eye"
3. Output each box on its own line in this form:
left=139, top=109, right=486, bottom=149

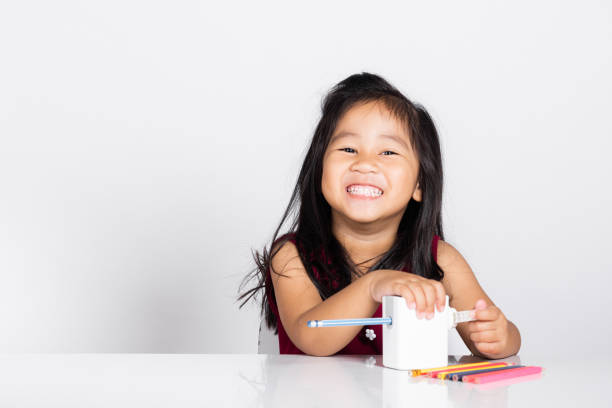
left=382, top=151, right=397, bottom=156
left=340, top=147, right=356, bottom=153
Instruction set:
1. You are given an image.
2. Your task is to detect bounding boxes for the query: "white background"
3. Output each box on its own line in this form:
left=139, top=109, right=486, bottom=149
left=0, top=1, right=610, bottom=358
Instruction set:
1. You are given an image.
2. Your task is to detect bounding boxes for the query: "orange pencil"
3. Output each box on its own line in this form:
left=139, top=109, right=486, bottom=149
left=427, top=362, right=506, bottom=378
left=411, top=361, right=493, bottom=377
left=433, top=363, right=510, bottom=380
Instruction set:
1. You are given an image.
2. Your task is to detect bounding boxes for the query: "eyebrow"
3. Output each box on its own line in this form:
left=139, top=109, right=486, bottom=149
left=331, top=131, right=411, bottom=151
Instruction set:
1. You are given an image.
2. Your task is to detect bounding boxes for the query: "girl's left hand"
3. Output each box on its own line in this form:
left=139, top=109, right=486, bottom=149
left=467, top=299, right=510, bottom=358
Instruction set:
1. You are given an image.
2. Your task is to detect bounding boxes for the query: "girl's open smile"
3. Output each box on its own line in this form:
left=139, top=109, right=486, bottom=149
left=346, top=184, right=384, bottom=199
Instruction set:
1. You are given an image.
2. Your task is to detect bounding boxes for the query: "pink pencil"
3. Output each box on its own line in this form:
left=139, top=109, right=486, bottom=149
left=463, top=366, right=543, bottom=384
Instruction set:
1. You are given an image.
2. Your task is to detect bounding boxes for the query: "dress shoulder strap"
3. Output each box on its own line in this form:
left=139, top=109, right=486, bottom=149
left=432, top=234, right=440, bottom=263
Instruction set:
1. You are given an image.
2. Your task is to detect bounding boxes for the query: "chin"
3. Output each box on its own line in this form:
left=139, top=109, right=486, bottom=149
left=343, top=211, right=384, bottom=225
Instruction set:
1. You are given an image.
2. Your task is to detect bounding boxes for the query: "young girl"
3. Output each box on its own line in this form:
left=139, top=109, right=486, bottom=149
left=238, top=72, right=521, bottom=358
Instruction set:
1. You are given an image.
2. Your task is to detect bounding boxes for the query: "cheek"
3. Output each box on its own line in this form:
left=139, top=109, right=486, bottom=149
left=321, top=162, right=333, bottom=194
left=388, top=166, right=417, bottom=197
left=321, top=161, right=343, bottom=199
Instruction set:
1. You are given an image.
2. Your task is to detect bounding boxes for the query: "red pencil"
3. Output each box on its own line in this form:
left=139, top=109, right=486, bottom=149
left=463, top=366, right=543, bottom=384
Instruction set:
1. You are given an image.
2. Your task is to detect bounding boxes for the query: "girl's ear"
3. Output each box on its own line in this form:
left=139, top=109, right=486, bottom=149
left=412, top=182, right=422, bottom=202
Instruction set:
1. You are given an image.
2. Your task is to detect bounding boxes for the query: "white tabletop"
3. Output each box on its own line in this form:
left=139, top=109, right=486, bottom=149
left=0, top=353, right=607, bottom=407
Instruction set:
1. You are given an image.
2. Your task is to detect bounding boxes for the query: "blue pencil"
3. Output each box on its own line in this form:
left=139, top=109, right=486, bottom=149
left=307, top=317, right=392, bottom=327
left=451, top=365, right=525, bottom=381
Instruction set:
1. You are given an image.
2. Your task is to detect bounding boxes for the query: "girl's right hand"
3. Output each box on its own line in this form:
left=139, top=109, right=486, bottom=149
left=367, top=269, right=447, bottom=320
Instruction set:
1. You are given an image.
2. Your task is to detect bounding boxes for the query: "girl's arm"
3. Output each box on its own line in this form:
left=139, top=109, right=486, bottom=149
left=437, top=240, right=522, bottom=359
left=270, top=240, right=445, bottom=356
left=270, top=240, right=379, bottom=356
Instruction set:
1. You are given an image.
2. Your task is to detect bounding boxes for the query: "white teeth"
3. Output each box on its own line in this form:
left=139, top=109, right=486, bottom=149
left=347, top=185, right=383, bottom=197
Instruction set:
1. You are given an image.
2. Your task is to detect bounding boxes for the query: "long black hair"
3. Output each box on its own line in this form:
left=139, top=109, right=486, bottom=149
left=237, top=72, right=445, bottom=333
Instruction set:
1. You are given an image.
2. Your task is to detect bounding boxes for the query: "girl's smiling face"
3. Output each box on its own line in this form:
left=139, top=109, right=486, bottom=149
left=321, top=100, right=422, bottom=226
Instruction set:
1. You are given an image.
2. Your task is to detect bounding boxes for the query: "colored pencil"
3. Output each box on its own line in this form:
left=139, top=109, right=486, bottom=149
left=464, top=366, right=543, bottom=384
left=467, top=373, right=543, bottom=390
left=451, top=365, right=524, bottom=381
left=307, top=317, right=392, bottom=327
left=435, top=363, right=511, bottom=380
left=427, top=362, right=507, bottom=379
left=411, top=361, right=494, bottom=377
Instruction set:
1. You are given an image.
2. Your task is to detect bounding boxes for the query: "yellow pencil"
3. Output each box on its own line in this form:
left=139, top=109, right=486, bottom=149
left=412, top=361, right=494, bottom=377
left=436, top=363, right=509, bottom=379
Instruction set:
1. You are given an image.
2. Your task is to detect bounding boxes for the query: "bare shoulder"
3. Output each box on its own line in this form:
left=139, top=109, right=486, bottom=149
left=436, top=239, right=493, bottom=310
left=270, top=239, right=308, bottom=282
left=436, top=239, right=466, bottom=270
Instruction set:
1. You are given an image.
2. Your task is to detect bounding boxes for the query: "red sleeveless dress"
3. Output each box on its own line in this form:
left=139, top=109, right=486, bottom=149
left=265, top=234, right=440, bottom=355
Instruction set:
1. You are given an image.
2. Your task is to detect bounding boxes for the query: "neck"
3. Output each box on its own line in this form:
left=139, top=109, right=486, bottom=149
left=331, top=210, right=403, bottom=274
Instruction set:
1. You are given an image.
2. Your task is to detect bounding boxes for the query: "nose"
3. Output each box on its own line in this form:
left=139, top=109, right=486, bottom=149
left=349, top=154, right=378, bottom=174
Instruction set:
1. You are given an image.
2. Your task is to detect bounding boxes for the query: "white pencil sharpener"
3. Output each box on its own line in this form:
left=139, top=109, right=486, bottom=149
left=382, top=295, right=464, bottom=370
